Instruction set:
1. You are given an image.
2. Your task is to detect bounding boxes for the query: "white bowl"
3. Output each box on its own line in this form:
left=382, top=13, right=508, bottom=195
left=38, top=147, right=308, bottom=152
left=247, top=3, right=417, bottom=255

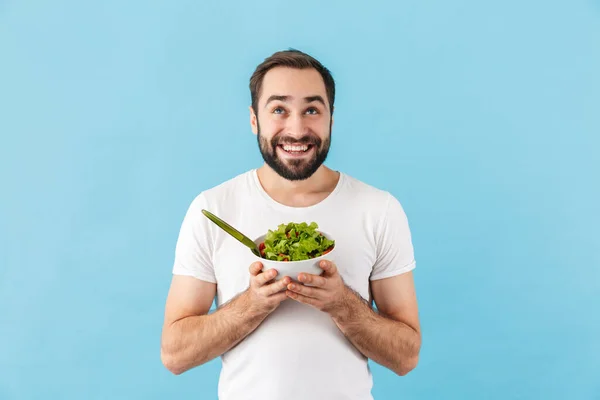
left=252, top=230, right=336, bottom=283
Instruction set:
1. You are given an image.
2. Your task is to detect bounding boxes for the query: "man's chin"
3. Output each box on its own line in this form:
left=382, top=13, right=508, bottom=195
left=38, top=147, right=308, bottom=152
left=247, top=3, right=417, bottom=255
left=271, top=161, right=319, bottom=181
left=259, top=145, right=327, bottom=181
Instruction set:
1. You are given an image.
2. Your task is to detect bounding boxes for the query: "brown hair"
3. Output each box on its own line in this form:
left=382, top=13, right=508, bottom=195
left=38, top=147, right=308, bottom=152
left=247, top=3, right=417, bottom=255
left=249, top=48, right=335, bottom=116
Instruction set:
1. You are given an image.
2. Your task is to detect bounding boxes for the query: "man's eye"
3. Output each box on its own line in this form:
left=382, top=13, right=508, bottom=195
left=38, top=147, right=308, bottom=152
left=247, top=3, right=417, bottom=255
left=306, top=108, right=318, bottom=115
left=273, top=107, right=285, bottom=114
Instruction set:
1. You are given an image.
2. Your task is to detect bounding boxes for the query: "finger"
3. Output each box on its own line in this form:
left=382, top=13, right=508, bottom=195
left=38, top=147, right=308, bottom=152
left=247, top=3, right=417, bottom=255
left=256, top=268, right=278, bottom=286
left=286, top=290, right=318, bottom=307
left=297, top=273, right=327, bottom=288
left=287, top=282, right=322, bottom=299
left=319, top=260, right=338, bottom=276
left=249, top=261, right=263, bottom=276
left=263, top=276, right=291, bottom=296
left=270, top=291, right=289, bottom=304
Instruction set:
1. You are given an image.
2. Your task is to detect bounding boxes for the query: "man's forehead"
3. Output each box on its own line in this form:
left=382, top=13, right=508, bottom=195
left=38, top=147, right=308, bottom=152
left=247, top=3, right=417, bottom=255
left=261, top=67, right=327, bottom=99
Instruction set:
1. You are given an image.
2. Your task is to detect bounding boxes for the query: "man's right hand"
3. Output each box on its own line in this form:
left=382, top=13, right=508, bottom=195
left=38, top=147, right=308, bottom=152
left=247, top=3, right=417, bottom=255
left=244, top=261, right=290, bottom=315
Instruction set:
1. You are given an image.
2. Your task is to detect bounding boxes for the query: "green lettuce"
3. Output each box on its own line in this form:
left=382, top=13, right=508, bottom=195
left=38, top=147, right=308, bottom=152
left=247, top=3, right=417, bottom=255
left=259, top=222, right=334, bottom=262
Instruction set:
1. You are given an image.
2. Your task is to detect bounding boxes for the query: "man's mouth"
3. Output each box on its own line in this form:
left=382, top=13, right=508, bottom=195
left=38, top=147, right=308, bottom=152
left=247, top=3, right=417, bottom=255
left=277, top=143, right=314, bottom=155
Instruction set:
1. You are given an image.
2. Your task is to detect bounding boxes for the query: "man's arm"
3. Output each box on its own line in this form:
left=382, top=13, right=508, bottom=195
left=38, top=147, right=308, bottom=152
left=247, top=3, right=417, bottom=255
left=285, top=261, right=421, bottom=376
left=160, top=275, right=262, bottom=375
left=331, top=271, right=421, bottom=376
left=160, top=263, right=290, bottom=375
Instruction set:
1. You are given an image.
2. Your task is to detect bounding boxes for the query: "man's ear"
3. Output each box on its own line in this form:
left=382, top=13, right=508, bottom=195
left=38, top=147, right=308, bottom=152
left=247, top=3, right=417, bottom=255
left=249, top=106, right=258, bottom=135
left=331, top=106, right=335, bottom=127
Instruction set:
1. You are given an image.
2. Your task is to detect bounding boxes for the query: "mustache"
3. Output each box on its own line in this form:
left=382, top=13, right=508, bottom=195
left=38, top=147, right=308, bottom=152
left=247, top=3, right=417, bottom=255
left=273, top=136, right=321, bottom=146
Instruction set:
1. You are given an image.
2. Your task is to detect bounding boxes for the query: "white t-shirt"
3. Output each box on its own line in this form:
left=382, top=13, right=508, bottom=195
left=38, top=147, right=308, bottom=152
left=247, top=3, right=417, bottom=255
left=172, top=169, right=416, bottom=400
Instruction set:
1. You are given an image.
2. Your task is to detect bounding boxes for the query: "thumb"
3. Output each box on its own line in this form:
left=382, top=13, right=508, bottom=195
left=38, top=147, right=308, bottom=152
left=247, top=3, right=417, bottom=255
left=249, top=261, right=263, bottom=276
left=320, top=260, right=337, bottom=276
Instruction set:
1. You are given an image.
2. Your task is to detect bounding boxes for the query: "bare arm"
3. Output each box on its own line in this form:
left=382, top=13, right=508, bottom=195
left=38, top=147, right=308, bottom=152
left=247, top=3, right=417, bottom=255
left=331, top=271, right=421, bottom=376
left=160, top=276, right=260, bottom=375
left=161, top=263, right=290, bottom=375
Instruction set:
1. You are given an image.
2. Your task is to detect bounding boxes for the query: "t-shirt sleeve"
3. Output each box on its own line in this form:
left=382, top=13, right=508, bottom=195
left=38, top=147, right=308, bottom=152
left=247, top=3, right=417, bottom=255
left=370, top=192, right=416, bottom=281
left=171, top=193, right=217, bottom=283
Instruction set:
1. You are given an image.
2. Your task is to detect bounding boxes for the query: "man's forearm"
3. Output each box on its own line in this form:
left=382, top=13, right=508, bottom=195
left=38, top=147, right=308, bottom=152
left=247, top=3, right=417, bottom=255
left=161, top=291, right=266, bottom=374
left=332, top=288, right=421, bottom=376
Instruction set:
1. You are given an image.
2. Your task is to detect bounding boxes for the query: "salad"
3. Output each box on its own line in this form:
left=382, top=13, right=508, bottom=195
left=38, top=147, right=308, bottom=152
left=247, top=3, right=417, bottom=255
left=258, top=221, right=334, bottom=262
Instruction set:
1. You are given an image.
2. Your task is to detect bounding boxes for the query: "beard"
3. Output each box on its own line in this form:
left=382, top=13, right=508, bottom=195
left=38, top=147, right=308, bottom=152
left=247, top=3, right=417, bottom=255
left=257, top=120, right=331, bottom=181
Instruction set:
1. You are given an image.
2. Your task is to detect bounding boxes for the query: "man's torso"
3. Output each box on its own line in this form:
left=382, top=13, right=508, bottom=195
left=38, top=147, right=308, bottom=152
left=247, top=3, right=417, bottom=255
left=183, top=169, right=399, bottom=400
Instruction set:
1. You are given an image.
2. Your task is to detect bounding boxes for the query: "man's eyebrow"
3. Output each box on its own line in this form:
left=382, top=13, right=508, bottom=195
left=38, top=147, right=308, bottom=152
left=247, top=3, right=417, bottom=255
left=265, top=95, right=290, bottom=106
left=264, top=95, right=327, bottom=108
left=304, top=95, right=326, bottom=106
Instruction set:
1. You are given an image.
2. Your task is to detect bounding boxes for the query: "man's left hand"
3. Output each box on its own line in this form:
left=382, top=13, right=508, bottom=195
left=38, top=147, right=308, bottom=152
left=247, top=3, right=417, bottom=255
left=285, top=260, right=353, bottom=318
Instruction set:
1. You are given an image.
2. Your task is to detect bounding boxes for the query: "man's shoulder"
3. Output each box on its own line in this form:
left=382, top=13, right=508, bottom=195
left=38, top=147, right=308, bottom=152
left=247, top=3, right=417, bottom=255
left=189, top=169, right=254, bottom=207
left=340, top=172, right=394, bottom=206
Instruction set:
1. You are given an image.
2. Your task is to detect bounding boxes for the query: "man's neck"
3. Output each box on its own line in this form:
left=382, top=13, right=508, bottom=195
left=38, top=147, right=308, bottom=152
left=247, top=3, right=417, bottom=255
left=256, top=164, right=340, bottom=208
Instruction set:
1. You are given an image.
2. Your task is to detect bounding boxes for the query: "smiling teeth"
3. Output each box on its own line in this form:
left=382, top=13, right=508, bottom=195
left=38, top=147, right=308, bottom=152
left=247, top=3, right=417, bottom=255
left=282, top=145, right=309, bottom=152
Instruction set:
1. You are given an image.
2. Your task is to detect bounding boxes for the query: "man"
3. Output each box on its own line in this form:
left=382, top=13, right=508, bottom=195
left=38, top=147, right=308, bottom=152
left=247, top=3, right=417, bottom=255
left=160, top=49, right=421, bottom=400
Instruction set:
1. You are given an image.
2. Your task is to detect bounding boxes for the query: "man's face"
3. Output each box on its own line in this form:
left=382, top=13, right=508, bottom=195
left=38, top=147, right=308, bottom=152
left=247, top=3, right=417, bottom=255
left=250, top=67, right=333, bottom=181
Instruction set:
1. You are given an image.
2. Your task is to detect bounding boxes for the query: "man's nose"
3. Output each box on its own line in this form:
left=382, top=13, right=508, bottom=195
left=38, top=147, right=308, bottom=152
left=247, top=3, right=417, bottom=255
left=285, top=113, right=307, bottom=139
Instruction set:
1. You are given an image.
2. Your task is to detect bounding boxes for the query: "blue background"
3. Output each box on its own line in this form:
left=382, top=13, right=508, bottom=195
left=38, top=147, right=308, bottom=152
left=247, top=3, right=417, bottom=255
left=1, top=0, right=599, bottom=399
